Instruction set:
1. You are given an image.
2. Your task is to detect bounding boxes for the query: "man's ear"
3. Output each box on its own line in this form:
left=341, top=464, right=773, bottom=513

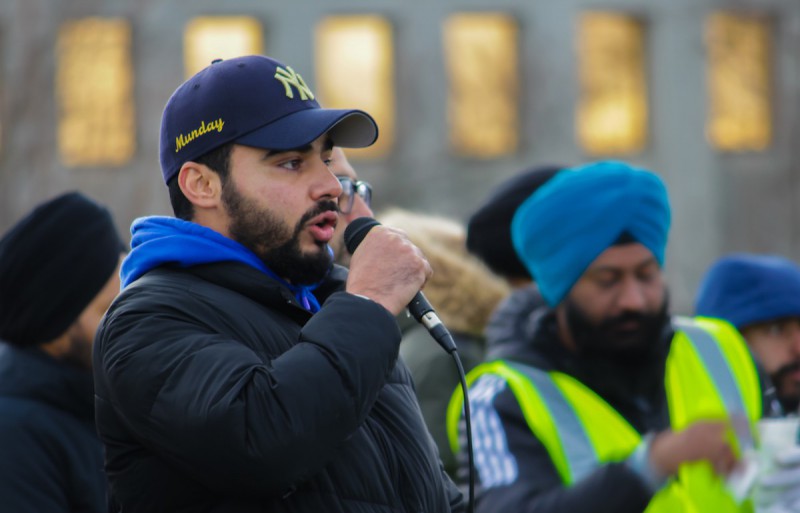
left=178, top=162, right=222, bottom=210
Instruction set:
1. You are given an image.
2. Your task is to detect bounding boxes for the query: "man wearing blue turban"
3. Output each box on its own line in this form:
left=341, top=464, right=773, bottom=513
left=448, top=161, right=767, bottom=513
left=694, top=254, right=800, bottom=512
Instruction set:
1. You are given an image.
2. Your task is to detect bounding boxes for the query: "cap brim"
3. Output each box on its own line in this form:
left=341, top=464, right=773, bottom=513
left=236, top=108, right=378, bottom=151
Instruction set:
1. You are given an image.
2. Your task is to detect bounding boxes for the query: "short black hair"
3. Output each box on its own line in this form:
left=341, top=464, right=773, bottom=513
left=168, top=143, right=234, bottom=221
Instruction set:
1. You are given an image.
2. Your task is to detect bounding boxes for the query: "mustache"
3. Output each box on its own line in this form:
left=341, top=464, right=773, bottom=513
left=772, top=360, right=800, bottom=382
left=294, top=200, right=340, bottom=233
left=600, top=311, right=648, bottom=331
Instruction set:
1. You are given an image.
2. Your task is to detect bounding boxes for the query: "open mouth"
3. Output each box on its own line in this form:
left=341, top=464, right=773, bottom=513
left=307, top=211, right=338, bottom=243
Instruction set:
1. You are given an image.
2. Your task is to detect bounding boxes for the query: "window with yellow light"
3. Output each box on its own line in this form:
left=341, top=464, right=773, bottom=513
left=577, top=12, right=648, bottom=156
left=706, top=12, right=772, bottom=152
left=56, top=17, right=135, bottom=167
left=443, top=12, right=519, bottom=158
left=184, top=16, right=264, bottom=79
left=315, top=15, right=395, bottom=159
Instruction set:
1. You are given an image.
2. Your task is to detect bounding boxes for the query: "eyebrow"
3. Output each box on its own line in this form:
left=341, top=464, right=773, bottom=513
left=264, top=135, right=335, bottom=158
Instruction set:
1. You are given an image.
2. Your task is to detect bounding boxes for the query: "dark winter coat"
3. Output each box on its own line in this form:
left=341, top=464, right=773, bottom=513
left=0, top=343, right=106, bottom=513
left=94, top=262, right=464, bottom=513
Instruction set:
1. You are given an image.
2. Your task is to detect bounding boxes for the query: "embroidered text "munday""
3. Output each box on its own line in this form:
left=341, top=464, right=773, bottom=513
left=175, top=118, right=225, bottom=153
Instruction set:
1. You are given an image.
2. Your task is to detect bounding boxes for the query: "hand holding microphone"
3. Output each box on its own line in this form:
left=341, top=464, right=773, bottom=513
left=343, top=217, right=432, bottom=317
left=345, top=218, right=457, bottom=353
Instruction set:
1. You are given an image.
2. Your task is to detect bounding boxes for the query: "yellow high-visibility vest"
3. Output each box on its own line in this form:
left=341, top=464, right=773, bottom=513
left=447, top=316, right=762, bottom=512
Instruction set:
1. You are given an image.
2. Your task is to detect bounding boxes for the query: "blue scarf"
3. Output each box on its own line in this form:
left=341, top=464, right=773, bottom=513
left=121, top=216, right=322, bottom=313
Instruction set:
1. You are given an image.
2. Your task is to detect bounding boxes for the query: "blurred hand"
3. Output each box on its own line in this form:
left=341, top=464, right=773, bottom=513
left=649, top=421, right=738, bottom=477
left=345, top=225, right=432, bottom=315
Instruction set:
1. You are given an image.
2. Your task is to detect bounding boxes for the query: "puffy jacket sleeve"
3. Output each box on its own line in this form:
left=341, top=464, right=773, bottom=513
left=459, top=377, right=654, bottom=513
left=94, top=289, right=400, bottom=496
left=444, top=465, right=467, bottom=513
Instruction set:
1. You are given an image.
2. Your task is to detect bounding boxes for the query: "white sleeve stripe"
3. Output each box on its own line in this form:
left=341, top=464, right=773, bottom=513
left=466, top=374, right=519, bottom=488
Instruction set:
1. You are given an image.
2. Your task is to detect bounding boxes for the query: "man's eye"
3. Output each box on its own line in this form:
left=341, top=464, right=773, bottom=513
left=279, top=159, right=303, bottom=170
left=637, top=270, right=657, bottom=283
left=595, top=276, right=618, bottom=289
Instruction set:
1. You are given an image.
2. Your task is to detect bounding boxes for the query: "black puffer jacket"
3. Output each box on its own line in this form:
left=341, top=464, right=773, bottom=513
left=94, top=263, right=464, bottom=513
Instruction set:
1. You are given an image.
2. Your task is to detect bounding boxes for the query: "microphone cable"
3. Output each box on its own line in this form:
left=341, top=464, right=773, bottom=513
left=414, top=309, right=474, bottom=513
left=445, top=335, right=476, bottom=513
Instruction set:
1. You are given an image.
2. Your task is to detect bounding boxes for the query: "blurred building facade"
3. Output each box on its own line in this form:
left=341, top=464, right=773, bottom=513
left=0, top=0, right=798, bottom=312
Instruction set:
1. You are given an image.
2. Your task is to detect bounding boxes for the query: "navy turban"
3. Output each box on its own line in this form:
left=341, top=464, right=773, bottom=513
left=467, top=165, right=563, bottom=281
left=695, top=253, right=800, bottom=329
left=511, top=161, right=671, bottom=306
left=0, top=192, right=123, bottom=346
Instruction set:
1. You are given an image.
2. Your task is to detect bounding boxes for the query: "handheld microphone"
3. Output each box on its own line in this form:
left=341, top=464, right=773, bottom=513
left=344, top=217, right=457, bottom=354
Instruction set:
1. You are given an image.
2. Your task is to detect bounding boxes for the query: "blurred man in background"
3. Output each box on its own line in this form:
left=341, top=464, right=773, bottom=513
left=696, top=253, right=800, bottom=416
left=329, top=147, right=373, bottom=267
left=449, top=161, right=763, bottom=513
left=0, top=191, right=124, bottom=513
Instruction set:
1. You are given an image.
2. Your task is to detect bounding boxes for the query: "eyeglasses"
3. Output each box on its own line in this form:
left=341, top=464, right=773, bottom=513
left=337, top=176, right=373, bottom=215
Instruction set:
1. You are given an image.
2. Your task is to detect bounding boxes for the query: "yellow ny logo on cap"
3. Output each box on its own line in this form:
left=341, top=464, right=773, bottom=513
left=274, top=66, right=315, bottom=101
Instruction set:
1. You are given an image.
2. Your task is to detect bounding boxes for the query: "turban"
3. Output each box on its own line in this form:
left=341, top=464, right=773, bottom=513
left=511, top=161, right=671, bottom=306
left=467, top=165, right=563, bottom=281
left=695, top=254, right=800, bottom=329
left=0, top=191, right=123, bottom=345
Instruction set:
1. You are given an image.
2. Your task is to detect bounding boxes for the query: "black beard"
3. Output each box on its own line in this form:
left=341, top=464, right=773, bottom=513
left=770, top=360, right=800, bottom=414
left=222, top=181, right=336, bottom=285
left=564, top=293, right=670, bottom=365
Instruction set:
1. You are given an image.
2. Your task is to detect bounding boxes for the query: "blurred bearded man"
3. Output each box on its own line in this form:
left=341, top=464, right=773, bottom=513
left=448, top=161, right=768, bottom=513
left=0, top=191, right=124, bottom=513
left=696, top=253, right=800, bottom=415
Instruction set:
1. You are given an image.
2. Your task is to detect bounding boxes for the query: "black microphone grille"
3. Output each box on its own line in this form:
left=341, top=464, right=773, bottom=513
left=344, top=217, right=381, bottom=254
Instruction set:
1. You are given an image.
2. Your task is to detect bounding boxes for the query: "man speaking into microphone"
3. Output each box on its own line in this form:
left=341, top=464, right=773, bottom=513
left=93, top=55, right=464, bottom=513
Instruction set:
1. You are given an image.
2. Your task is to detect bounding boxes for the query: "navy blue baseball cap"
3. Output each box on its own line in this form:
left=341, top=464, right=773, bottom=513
left=159, top=55, right=379, bottom=184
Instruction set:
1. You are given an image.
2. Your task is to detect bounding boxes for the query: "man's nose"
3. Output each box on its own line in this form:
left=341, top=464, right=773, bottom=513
left=312, top=160, right=343, bottom=201
left=616, top=277, right=647, bottom=312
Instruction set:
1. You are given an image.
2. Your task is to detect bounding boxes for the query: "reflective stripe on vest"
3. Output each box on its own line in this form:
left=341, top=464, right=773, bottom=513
left=663, top=317, right=761, bottom=513
left=673, top=317, right=757, bottom=447
left=446, top=316, right=760, bottom=511
left=515, top=366, right=599, bottom=483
